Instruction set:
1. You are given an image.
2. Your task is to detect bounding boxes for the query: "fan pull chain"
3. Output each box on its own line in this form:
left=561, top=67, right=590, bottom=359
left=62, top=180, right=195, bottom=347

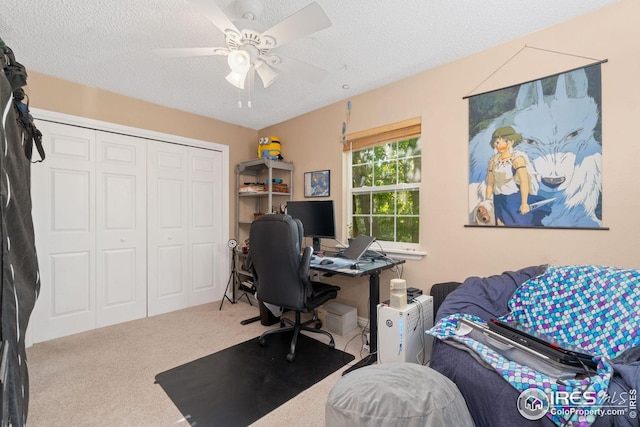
left=248, top=72, right=253, bottom=108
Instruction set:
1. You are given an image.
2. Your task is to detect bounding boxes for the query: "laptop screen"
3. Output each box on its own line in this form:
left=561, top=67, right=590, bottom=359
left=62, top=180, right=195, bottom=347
left=341, top=235, right=376, bottom=260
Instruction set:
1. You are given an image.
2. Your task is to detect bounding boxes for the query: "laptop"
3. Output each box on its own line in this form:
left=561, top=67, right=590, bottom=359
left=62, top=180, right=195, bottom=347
left=458, top=318, right=597, bottom=373
left=339, top=234, right=376, bottom=260
left=309, top=235, right=376, bottom=270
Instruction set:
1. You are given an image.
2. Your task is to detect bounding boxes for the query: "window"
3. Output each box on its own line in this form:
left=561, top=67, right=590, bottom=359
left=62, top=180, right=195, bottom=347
left=345, top=118, right=421, bottom=248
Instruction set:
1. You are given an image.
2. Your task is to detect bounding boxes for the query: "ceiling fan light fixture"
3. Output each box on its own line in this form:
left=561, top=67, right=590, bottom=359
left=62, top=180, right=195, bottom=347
left=227, top=49, right=251, bottom=73
left=226, top=70, right=247, bottom=89
left=255, top=60, right=279, bottom=88
left=156, top=1, right=333, bottom=97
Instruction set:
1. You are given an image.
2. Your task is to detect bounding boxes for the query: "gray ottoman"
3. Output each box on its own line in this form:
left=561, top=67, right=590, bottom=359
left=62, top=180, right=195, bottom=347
left=326, top=362, right=475, bottom=427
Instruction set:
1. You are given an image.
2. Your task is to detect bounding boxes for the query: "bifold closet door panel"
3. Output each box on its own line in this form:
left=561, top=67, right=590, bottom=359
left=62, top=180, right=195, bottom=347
left=147, top=141, right=190, bottom=316
left=147, top=143, right=225, bottom=315
left=95, top=131, right=147, bottom=327
left=188, top=147, right=225, bottom=306
left=30, top=121, right=97, bottom=342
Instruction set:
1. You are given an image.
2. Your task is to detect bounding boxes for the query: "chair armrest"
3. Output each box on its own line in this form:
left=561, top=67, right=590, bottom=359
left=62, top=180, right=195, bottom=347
left=299, top=246, right=313, bottom=281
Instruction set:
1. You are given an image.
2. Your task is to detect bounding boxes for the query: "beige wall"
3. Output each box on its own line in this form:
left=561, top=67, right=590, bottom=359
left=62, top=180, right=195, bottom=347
left=261, top=0, right=640, bottom=314
left=23, top=0, right=640, bottom=318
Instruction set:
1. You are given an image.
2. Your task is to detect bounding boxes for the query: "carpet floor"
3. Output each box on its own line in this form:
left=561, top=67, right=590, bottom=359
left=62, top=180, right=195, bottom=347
left=155, top=330, right=355, bottom=427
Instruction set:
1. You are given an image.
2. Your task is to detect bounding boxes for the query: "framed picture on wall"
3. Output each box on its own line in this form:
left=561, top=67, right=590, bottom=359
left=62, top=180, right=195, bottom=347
left=304, top=170, right=330, bottom=197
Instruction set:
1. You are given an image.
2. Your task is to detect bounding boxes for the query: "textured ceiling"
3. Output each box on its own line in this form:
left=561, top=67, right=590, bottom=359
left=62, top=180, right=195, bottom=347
left=1, top=0, right=619, bottom=130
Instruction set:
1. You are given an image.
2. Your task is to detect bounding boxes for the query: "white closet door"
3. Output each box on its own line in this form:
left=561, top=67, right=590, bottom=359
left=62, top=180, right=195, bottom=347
left=28, top=109, right=229, bottom=342
left=95, top=131, right=147, bottom=327
left=31, top=121, right=97, bottom=342
left=147, top=141, right=190, bottom=315
left=189, top=147, right=225, bottom=305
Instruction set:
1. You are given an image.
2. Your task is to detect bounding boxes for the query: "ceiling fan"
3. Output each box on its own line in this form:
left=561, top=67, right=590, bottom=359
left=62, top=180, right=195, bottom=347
left=154, top=0, right=332, bottom=91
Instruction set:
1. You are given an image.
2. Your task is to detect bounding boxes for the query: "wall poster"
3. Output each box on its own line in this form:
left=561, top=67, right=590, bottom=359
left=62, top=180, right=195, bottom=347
left=468, top=64, right=603, bottom=228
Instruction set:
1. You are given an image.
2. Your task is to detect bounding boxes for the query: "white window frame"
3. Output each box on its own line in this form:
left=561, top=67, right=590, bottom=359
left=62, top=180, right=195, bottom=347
left=343, top=118, right=426, bottom=259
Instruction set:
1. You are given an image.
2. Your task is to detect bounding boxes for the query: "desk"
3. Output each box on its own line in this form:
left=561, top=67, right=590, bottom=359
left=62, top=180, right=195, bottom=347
left=310, top=256, right=405, bottom=374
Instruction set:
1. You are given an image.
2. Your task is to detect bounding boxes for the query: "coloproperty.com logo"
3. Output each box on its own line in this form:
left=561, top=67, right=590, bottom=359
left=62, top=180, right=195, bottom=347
left=517, top=388, right=637, bottom=421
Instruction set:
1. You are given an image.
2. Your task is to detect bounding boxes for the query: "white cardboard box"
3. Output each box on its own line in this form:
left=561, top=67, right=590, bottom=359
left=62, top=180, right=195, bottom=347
left=318, top=302, right=357, bottom=335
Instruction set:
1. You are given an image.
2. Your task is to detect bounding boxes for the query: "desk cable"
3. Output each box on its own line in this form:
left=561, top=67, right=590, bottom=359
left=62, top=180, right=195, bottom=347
left=342, top=297, right=377, bottom=368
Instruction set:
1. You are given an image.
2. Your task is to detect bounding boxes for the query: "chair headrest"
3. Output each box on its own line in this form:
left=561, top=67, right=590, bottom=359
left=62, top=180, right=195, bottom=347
left=251, top=214, right=303, bottom=253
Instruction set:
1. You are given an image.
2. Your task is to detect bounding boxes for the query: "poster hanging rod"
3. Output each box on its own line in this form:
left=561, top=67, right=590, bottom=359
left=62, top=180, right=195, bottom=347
left=463, top=45, right=608, bottom=100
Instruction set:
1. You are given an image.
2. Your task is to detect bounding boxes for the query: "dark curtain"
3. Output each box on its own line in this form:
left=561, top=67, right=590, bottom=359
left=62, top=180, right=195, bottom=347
left=0, top=39, right=41, bottom=426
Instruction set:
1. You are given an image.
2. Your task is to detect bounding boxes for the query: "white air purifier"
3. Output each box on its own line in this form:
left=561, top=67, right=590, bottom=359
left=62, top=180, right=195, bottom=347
left=377, top=295, right=433, bottom=364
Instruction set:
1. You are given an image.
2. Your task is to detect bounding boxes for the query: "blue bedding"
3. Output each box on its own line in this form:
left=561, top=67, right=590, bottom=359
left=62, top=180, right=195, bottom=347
left=429, top=265, right=639, bottom=427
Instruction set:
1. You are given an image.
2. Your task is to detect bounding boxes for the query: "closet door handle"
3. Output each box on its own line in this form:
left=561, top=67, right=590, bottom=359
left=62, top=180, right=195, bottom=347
left=120, top=237, right=126, bottom=242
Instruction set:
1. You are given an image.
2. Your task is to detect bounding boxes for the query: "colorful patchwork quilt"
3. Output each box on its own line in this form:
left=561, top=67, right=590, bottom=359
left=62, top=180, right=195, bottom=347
left=428, top=265, right=640, bottom=427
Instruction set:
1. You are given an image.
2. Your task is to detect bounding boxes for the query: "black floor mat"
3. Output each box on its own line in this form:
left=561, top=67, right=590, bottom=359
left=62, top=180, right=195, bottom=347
left=155, top=331, right=355, bottom=427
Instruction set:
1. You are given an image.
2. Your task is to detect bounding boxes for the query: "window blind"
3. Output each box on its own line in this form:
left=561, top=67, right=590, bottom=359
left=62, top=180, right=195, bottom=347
left=344, top=117, right=421, bottom=152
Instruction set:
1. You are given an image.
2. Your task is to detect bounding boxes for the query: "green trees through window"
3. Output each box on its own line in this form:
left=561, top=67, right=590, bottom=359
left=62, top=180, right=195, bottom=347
left=350, top=137, right=421, bottom=244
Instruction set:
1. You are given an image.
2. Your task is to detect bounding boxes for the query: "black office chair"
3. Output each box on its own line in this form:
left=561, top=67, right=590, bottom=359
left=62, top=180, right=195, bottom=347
left=249, top=214, right=340, bottom=362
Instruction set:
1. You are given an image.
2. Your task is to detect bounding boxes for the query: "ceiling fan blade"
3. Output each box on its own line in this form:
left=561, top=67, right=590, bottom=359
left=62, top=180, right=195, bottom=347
left=268, top=54, right=328, bottom=84
left=259, top=2, right=331, bottom=48
left=152, top=47, right=229, bottom=58
left=188, top=0, right=239, bottom=34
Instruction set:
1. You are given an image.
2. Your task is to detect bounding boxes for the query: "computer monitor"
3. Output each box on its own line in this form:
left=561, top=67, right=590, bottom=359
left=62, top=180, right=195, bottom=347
left=286, top=200, right=336, bottom=253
